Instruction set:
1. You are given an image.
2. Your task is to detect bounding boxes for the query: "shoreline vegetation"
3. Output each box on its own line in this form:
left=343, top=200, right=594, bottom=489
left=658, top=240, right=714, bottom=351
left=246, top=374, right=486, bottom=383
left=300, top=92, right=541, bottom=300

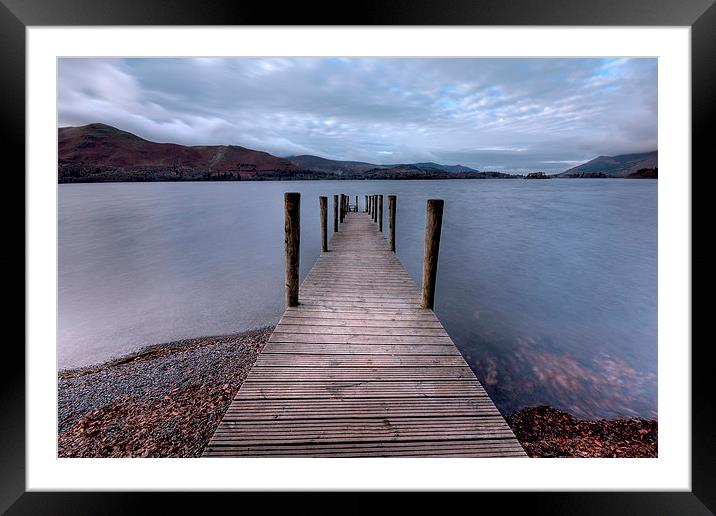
left=58, top=326, right=657, bottom=458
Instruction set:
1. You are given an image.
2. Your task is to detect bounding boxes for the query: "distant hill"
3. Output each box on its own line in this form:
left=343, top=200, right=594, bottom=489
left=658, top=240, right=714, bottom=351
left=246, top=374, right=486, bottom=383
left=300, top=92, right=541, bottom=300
left=287, top=157, right=481, bottom=176
left=58, top=124, right=503, bottom=183
left=58, top=123, right=311, bottom=182
left=288, top=155, right=383, bottom=175
left=413, top=162, right=479, bottom=173
left=556, top=151, right=658, bottom=178
left=361, top=164, right=514, bottom=180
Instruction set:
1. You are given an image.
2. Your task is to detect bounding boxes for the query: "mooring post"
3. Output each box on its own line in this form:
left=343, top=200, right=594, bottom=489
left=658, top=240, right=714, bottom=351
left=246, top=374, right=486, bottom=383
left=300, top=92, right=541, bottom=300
left=333, top=194, right=339, bottom=232
left=355, top=195, right=358, bottom=212
left=320, top=196, right=328, bottom=252
left=421, top=199, right=444, bottom=309
left=378, top=195, right=384, bottom=232
left=373, top=195, right=378, bottom=223
left=284, top=192, right=301, bottom=307
left=388, top=195, right=396, bottom=252
left=365, top=195, right=368, bottom=212
left=339, top=194, right=345, bottom=223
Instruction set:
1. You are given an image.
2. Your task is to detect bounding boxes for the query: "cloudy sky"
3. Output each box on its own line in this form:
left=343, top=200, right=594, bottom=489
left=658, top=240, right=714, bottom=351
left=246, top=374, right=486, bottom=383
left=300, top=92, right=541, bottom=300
left=58, top=58, right=657, bottom=173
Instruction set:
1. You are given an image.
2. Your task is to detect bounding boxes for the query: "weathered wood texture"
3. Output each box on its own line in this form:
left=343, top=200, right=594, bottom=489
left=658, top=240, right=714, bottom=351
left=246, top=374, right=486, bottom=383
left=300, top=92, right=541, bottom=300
left=333, top=194, right=339, bottom=233
left=283, top=192, right=300, bottom=308
left=378, top=194, right=384, bottom=232
left=421, top=199, right=444, bottom=309
left=319, top=196, right=328, bottom=252
left=388, top=194, right=396, bottom=252
left=204, top=210, right=524, bottom=457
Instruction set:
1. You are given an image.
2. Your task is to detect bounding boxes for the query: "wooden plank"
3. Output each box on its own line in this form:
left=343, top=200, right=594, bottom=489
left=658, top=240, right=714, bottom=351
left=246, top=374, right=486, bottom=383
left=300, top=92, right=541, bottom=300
left=246, top=366, right=477, bottom=381
left=208, top=418, right=515, bottom=445
left=253, top=354, right=469, bottom=367
left=236, top=380, right=488, bottom=399
left=222, top=397, right=501, bottom=420
left=267, top=333, right=454, bottom=344
left=284, top=306, right=435, bottom=315
left=280, top=311, right=439, bottom=321
left=272, top=324, right=447, bottom=336
left=278, top=318, right=443, bottom=328
left=263, top=344, right=459, bottom=355
left=204, top=440, right=526, bottom=457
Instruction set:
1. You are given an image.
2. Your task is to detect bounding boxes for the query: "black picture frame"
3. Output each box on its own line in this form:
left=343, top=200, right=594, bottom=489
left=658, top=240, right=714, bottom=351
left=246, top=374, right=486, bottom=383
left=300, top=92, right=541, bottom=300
left=5, top=0, right=709, bottom=513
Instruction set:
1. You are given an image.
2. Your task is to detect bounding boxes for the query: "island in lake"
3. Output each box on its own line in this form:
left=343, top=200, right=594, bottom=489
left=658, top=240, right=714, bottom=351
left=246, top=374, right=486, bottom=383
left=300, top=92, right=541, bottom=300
left=58, top=123, right=657, bottom=183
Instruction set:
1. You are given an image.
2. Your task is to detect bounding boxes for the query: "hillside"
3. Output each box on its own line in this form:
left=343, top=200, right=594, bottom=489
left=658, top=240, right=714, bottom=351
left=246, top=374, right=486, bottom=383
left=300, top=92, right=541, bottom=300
left=59, top=123, right=305, bottom=182
left=288, top=155, right=382, bottom=175
left=413, top=162, right=479, bottom=173
left=361, top=164, right=514, bottom=180
left=556, top=151, right=658, bottom=178
left=58, top=124, right=499, bottom=183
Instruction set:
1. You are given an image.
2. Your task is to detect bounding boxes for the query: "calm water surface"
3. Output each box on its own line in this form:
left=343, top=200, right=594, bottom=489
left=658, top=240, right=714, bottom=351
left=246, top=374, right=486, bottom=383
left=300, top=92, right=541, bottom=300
left=59, top=179, right=657, bottom=419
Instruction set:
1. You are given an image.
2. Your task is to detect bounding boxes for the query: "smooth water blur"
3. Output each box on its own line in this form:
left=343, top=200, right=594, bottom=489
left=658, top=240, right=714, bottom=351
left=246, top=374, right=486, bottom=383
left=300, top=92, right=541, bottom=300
left=59, top=179, right=657, bottom=419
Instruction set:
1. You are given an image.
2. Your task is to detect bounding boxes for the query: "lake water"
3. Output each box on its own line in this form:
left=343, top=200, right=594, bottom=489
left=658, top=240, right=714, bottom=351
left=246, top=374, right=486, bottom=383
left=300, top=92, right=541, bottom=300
left=59, top=179, right=657, bottom=419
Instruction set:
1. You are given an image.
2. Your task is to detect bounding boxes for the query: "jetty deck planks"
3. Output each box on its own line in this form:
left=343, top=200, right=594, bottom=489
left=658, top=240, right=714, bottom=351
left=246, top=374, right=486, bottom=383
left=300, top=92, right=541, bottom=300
left=203, top=211, right=526, bottom=457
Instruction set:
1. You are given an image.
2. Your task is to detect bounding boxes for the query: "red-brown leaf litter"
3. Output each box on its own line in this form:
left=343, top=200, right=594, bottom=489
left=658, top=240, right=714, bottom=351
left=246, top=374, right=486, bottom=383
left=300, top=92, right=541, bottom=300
left=506, top=405, right=657, bottom=458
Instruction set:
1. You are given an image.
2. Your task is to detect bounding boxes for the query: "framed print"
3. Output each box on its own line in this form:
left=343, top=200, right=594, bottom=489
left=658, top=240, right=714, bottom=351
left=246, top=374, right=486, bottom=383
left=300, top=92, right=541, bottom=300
left=5, top=0, right=710, bottom=513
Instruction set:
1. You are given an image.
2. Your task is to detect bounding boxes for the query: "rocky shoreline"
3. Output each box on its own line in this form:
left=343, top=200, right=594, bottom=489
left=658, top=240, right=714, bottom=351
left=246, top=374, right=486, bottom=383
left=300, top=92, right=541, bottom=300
left=58, top=328, right=657, bottom=458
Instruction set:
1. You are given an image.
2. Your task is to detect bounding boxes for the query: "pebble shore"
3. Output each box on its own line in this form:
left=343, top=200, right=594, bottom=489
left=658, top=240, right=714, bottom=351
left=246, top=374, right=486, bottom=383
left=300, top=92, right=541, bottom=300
left=58, top=326, right=273, bottom=458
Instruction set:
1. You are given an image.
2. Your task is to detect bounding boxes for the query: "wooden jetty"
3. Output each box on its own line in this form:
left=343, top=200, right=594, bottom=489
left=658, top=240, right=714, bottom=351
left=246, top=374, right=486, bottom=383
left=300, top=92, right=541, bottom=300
left=203, top=193, right=526, bottom=457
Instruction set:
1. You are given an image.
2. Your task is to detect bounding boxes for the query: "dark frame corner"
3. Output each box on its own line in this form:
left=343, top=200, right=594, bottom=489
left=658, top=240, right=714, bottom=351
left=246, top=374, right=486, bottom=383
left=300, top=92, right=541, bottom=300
left=5, top=0, right=710, bottom=513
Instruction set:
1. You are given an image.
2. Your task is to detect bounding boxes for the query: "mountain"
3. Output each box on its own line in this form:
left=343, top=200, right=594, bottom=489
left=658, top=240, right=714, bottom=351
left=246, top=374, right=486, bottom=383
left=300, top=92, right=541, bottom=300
left=59, top=123, right=310, bottom=182
left=360, top=164, right=514, bottom=180
left=288, top=155, right=383, bottom=175
left=288, top=157, right=481, bottom=176
left=413, top=162, right=479, bottom=173
left=556, top=151, right=658, bottom=178
left=58, top=124, right=499, bottom=183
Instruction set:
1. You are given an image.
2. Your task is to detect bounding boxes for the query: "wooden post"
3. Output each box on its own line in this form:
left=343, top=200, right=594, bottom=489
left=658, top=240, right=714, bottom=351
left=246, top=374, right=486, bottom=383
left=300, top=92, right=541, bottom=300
left=355, top=195, right=358, bottom=212
left=365, top=195, right=368, bottom=212
left=378, top=195, right=384, bottom=232
left=421, top=199, right=444, bottom=309
left=339, top=194, right=345, bottom=223
left=284, top=192, right=301, bottom=307
left=373, top=195, right=378, bottom=223
left=333, top=194, right=338, bottom=232
left=388, top=195, right=396, bottom=252
left=320, top=196, right=328, bottom=252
